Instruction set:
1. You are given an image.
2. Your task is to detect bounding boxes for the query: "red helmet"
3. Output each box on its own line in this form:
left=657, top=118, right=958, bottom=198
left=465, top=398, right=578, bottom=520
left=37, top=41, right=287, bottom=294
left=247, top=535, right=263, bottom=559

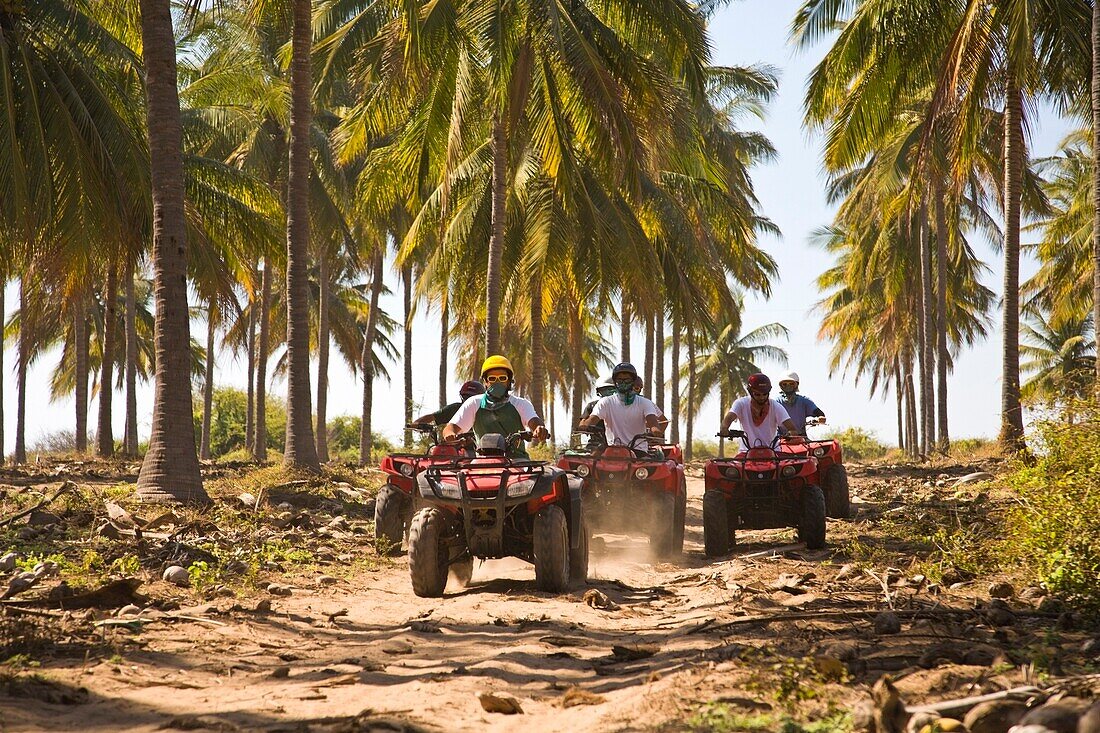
left=746, top=373, right=772, bottom=392
left=459, top=380, right=485, bottom=400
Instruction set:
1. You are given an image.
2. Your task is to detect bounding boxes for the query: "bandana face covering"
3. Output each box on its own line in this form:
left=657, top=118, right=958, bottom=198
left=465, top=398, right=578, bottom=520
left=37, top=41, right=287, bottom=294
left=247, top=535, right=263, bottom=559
left=615, top=380, right=636, bottom=405
left=486, top=381, right=509, bottom=401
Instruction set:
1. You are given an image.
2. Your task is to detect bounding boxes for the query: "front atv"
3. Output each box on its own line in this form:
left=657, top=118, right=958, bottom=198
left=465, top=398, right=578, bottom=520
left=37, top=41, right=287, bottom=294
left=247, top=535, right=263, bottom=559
left=407, top=432, right=588, bottom=597
left=557, top=432, right=686, bottom=559
left=375, top=425, right=469, bottom=551
left=702, top=430, right=825, bottom=556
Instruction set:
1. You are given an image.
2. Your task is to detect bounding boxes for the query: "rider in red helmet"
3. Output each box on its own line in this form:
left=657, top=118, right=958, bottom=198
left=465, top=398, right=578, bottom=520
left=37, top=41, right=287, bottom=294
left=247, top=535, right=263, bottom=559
left=720, top=373, right=804, bottom=448
left=410, top=380, right=486, bottom=430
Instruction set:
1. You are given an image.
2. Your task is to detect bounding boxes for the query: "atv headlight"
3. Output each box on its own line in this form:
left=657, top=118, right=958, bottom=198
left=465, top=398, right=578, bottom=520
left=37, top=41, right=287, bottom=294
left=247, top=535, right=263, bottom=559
left=781, top=465, right=798, bottom=478
left=507, top=480, right=536, bottom=498
left=437, top=483, right=461, bottom=499
left=812, top=447, right=827, bottom=458
left=575, top=464, right=590, bottom=478
left=725, top=467, right=740, bottom=479
left=634, top=467, right=650, bottom=480
left=399, top=462, right=415, bottom=477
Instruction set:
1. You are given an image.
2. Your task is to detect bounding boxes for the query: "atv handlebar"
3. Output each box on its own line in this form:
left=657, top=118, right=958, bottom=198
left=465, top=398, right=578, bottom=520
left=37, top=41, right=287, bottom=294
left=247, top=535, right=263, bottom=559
left=442, top=431, right=476, bottom=445
left=716, top=429, right=746, bottom=439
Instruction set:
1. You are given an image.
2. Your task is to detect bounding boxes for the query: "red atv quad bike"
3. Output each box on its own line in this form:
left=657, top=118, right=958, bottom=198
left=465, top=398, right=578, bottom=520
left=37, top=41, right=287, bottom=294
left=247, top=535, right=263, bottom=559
left=801, top=417, right=850, bottom=519
left=374, top=424, right=469, bottom=551
left=408, top=431, right=588, bottom=597
left=557, top=431, right=686, bottom=559
left=702, top=430, right=826, bottom=556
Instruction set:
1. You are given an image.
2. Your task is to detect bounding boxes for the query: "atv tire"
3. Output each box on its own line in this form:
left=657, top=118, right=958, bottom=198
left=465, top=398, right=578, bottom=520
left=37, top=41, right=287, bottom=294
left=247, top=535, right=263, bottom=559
left=823, top=464, right=851, bottom=519
left=408, top=508, right=450, bottom=597
left=569, top=514, right=589, bottom=583
left=533, top=505, right=570, bottom=592
left=374, top=484, right=410, bottom=553
left=650, top=492, right=677, bottom=560
left=798, top=485, right=827, bottom=550
left=672, top=476, right=687, bottom=555
left=703, top=489, right=732, bottom=557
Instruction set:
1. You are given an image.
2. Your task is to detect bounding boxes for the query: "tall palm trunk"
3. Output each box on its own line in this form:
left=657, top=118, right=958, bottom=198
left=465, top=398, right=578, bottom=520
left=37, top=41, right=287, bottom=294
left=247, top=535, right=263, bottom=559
left=245, top=274, right=256, bottom=454
left=905, top=361, right=918, bottom=458
left=97, top=264, right=118, bottom=458
left=686, top=327, right=695, bottom=461
left=671, top=312, right=681, bottom=444
left=1093, top=0, right=1100, bottom=391
left=74, top=291, right=88, bottom=453
left=485, top=115, right=506, bottom=355
left=569, top=302, right=584, bottom=432
left=895, top=362, right=904, bottom=450
left=124, top=262, right=139, bottom=457
left=999, top=83, right=1025, bottom=452
left=359, top=249, right=384, bottom=465
left=918, top=207, right=935, bottom=455
left=255, top=264, right=272, bottom=462
left=135, top=0, right=206, bottom=503
left=282, top=0, right=319, bottom=470
left=200, top=304, right=215, bottom=460
left=0, top=283, right=4, bottom=463
left=316, top=254, right=330, bottom=463
left=15, top=280, right=28, bottom=464
left=643, top=315, right=654, bottom=396
left=403, top=265, right=413, bottom=448
left=717, top=384, right=727, bottom=458
left=530, top=285, right=544, bottom=415
left=439, top=298, right=449, bottom=409
left=934, top=187, right=950, bottom=453
left=620, top=298, right=631, bottom=362
left=655, top=315, right=665, bottom=413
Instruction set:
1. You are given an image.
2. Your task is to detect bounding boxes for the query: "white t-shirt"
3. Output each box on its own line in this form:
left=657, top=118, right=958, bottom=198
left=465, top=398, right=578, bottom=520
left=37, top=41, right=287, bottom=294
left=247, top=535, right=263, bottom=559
left=727, top=397, right=790, bottom=449
left=591, top=394, right=659, bottom=447
left=448, top=394, right=538, bottom=432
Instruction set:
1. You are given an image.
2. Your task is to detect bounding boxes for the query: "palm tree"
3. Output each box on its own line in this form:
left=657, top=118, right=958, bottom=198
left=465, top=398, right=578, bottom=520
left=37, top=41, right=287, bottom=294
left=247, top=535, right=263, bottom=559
left=1021, top=312, right=1095, bottom=404
left=1094, top=0, right=1100, bottom=391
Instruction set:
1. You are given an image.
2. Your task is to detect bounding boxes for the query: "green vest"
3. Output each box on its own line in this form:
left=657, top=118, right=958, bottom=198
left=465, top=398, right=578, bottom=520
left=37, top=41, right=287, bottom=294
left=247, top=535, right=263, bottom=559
left=472, top=398, right=528, bottom=458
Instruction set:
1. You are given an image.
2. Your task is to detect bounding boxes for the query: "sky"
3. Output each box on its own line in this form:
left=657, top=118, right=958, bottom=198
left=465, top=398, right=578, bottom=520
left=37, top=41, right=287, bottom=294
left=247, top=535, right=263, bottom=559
left=0, top=1, right=1079, bottom=456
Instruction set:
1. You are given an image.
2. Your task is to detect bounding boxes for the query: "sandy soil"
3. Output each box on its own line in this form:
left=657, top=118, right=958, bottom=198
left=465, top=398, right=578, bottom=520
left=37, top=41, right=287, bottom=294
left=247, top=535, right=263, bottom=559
left=1, top=464, right=1094, bottom=732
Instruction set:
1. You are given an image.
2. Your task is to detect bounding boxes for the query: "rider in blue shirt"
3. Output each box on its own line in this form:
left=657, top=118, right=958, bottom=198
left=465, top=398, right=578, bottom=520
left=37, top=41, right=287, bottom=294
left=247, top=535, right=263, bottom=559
left=777, top=371, right=825, bottom=435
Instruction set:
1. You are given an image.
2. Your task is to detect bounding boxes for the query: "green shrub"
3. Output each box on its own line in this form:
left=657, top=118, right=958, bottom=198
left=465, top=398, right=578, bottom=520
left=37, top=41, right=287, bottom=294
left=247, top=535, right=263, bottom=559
left=824, top=427, right=889, bottom=461
left=193, top=387, right=287, bottom=458
left=1006, top=399, right=1100, bottom=614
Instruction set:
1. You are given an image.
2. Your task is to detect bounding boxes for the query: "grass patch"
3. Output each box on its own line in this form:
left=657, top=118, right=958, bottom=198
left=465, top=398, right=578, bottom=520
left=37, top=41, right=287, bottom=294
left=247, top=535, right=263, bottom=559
left=686, top=706, right=851, bottom=733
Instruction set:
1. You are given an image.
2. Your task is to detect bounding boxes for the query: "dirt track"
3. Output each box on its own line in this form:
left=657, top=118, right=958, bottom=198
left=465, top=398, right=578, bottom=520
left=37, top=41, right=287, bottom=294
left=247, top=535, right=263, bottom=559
left=2, top=465, right=1095, bottom=732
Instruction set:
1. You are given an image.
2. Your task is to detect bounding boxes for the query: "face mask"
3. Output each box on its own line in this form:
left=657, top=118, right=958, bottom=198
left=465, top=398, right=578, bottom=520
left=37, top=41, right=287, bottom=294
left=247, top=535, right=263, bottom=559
left=486, top=382, right=509, bottom=401
left=615, top=380, right=636, bottom=405
left=780, top=385, right=797, bottom=396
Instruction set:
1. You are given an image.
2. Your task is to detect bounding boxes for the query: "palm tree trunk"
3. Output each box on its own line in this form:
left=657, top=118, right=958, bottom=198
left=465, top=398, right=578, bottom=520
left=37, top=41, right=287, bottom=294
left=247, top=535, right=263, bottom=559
left=403, top=265, right=413, bottom=448
left=918, top=206, right=935, bottom=455
left=15, top=280, right=28, bottom=465
left=439, top=298, right=449, bottom=409
left=655, top=314, right=665, bottom=413
left=134, top=0, right=206, bottom=503
left=74, top=291, right=88, bottom=453
left=485, top=115, right=506, bottom=356
left=717, top=384, right=726, bottom=458
left=530, top=285, right=545, bottom=415
left=255, top=264, right=271, bottom=462
left=620, top=298, right=631, bottom=362
left=895, top=361, right=904, bottom=451
left=0, top=282, right=4, bottom=463
left=999, top=82, right=1026, bottom=452
left=1093, top=0, right=1100, bottom=392
left=245, top=275, right=256, bottom=454
left=316, top=254, right=330, bottom=463
left=282, top=0, right=319, bottom=471
left=934, top=186, right=950, bottom=453
left=569, top=302, right=584, bottom=432
left=200, top=303, right=215, bottom=460
left=686, top=326, right=695, bottom=461
left=671, top=312, right=681, bottom=444
left=905, top=362, right=918, bottom=458
left=643, top=314, right=654, bottom=396
left=98, top=264, right=117, bottom=458
left=124, top=262, right=139, bottom=457
left=359, top=249, right=384, bottom=465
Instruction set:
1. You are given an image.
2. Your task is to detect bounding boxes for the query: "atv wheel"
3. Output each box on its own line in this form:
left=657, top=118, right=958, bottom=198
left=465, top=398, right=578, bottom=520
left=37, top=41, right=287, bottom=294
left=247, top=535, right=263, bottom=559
left=798, top=485, right=827, bottom=550
left=533, top=505, right=570, bottom=592
left=450, top=555, right=474, bottom=588
left=569, top=513, right=589, bottom=583
left=408, top=508, right=450, bottom=597
left=672, top=476, right=687, bottom=555
left=650, top=492, right=677, bottom=560
left=823, top=464, right=851, bottom=519
left=374, top=484, right=410, bottom=553
left=703, top=489, right=731, bottom=557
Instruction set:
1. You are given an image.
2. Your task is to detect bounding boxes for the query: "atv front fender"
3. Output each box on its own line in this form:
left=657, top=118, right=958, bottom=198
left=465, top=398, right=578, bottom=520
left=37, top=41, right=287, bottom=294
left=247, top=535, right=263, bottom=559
left=567, top=476, right=585, bottom=550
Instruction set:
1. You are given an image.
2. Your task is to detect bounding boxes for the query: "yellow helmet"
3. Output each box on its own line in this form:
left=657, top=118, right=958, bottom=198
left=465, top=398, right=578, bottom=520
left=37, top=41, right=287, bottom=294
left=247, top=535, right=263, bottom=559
left=480, top=355, right=514, bottom=379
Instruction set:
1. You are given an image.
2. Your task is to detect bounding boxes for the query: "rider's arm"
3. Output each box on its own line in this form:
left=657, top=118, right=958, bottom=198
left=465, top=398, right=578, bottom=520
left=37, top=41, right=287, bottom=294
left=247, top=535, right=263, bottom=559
left=720, top=409, right=737, bottom=432
left=579, top=414, right=602, bottom=428
left=410, top=411, right=435, bottom=428
left=441, top=397, right=479, bottom=440
left=515, top=398, right=549, bottom=443
left=644, top=412, right=664, bottom=435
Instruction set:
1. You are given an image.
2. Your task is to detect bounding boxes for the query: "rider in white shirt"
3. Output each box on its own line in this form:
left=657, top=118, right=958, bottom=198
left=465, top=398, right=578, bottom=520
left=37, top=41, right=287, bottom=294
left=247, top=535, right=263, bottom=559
left=580, top=363, right=664, bottom=449
left=720, top=373, right=803, bottom=449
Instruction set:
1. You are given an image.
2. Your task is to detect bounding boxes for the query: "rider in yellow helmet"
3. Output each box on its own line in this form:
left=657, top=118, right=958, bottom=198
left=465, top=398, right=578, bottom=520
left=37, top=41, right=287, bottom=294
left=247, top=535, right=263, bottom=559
left=441, top=355, right=549, bottom=458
